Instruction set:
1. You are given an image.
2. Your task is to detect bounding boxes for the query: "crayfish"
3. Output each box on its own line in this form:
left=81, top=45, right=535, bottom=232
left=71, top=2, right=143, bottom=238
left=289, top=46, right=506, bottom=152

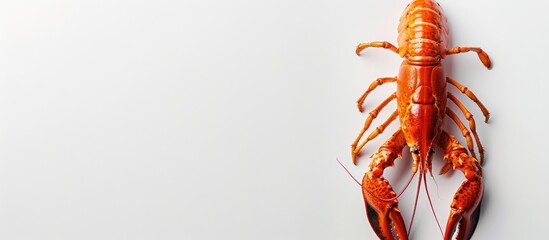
left=350, top=0, right=491, bottom=239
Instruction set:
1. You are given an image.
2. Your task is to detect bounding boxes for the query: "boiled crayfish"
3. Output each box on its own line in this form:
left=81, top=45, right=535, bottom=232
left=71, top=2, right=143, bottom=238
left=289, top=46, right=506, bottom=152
left=351, top=0, right=491, bottom=239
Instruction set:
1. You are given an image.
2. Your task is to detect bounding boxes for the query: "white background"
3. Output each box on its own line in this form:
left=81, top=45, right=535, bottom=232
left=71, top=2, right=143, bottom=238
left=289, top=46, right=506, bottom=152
left=0, top=0, right=547, bottom=239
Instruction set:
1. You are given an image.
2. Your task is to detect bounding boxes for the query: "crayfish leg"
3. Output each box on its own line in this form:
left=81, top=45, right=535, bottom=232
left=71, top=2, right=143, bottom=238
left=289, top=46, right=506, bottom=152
left=445, top=47, right=492, bottom=69
left=356, top=41, right=399, bottom=56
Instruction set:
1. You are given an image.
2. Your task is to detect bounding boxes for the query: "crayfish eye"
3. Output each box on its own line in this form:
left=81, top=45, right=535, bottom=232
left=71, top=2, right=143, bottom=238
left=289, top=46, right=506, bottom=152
left=411, top=146, right=419, bottom=154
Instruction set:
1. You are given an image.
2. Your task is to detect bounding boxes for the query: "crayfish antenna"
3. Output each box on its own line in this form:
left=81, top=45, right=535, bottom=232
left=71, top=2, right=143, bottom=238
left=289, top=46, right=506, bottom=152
left=424, top=173, right=444, bottom=238
left=406, top=170, right=423, bottom=237
left=336, top=158, right=363, bottom=187
left=407, top=167, right=444, bottom=239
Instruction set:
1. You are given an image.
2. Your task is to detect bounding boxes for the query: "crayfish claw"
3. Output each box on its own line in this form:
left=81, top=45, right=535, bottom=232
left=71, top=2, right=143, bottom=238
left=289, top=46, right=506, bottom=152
left=444, top=204, right=482, bottom=240
left=363, top=172, right=408, bottom=240
left=365, top=201, right=408, bottom=240
left=358, top=130, right=408, bottom=239
left=439, top=131, right=484, bottom=240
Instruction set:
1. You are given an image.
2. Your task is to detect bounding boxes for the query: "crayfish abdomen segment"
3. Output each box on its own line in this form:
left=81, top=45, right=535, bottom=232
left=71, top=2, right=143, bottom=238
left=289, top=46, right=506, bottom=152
left=398, top=0, right=449, bottom=63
